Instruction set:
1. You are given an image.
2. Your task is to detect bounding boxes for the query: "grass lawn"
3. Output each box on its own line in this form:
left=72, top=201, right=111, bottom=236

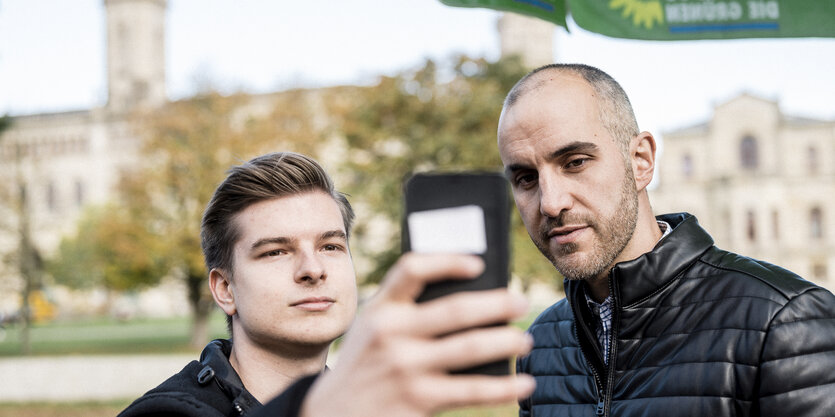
left=0, top=401, right=518, bottom=417
left=0, top=312, right=229, bottom=356
left=0, top=308, right=543, bottom=416
left=0, top=401, right=131, bottom=417
left=0, top=307, right=540, bottom=357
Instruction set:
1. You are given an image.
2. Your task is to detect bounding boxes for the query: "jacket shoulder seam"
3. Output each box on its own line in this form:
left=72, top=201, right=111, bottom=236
left=697, top=257, right=814, bottom=301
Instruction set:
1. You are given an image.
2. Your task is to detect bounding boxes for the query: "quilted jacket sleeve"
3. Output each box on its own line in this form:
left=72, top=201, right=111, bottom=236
left=757, top=287, right=835, bottom=416
left=517, top=354, right=532, bottom=417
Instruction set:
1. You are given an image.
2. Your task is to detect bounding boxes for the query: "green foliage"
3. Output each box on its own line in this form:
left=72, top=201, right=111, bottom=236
left=48, top=206, right=165, bottom=292
left=121, top=92, right=271, bottom=345
left=0, top=114, right=11, bottom=133
left=116, top=91, right=327, bottom=346
left=332, top=56, right=556, bottom=288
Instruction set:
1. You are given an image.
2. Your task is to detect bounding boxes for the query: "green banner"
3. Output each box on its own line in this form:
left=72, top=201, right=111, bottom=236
left=440, top=0, right=568, bottom=28
left=441, top=0, right=835, bottom=39
left=573, top=0, right=835, bottom=40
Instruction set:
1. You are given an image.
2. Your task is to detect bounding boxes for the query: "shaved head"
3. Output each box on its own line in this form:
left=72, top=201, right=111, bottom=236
left=502, top=64, right=639, bottom=157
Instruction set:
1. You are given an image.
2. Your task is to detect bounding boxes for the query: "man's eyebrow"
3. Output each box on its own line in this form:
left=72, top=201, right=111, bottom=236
left=250, top=230, right=346, bottom=250
left=504, top=141, right=599, bottom=177
left=548, top=141, right=599, bottom=160
left=320, top=230, right=347, bottom=241
left=251, top=236, right=294, bottom=251
left=504, top=163, right=528, bottom=178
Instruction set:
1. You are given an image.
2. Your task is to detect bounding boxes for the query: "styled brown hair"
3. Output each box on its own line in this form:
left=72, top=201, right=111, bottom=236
left=201, top=151, right=354, bottom=273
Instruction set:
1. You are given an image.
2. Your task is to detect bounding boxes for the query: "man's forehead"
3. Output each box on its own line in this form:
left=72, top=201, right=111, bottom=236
left=502, top=77, right=594, bottom=134
left=232, top=193, right=345, bottom=241
left=511, top=70, right=588, bottom=106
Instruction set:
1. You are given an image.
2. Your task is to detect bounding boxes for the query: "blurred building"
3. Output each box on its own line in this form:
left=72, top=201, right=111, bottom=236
left=0, top=2, right=556, bottom=315
left=0, top=0, right=170, bottom=315
left=497, top=12, right=556, bottom=69
left=0, top=0, right=166, bottom=250
left=650, top=94, right=835, bottom=291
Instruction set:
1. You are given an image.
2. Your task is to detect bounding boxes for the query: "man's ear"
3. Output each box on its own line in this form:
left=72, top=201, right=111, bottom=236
left=631, top=131, right=657, bottom=191
left=209, top=268, right=236, bottom=317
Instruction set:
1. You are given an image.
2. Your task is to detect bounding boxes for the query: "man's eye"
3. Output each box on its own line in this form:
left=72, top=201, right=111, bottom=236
left=515, top=173, right=537, bottom=187
left=262, top=249, right=284, bottom=257
left=565, top=157, right=589, bottom=169
left=323, top=244, right=343, bottom=252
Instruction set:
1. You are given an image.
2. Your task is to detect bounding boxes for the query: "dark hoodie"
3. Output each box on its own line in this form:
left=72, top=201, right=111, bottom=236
left=118, top=339, right=320, bottom=417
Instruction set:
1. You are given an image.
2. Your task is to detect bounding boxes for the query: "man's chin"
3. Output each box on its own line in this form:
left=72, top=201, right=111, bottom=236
left=551, top=253, right=602, bottom=282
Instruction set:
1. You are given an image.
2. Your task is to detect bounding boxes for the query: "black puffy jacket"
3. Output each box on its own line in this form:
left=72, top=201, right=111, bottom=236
left=517, top=213, right=835, bottom=417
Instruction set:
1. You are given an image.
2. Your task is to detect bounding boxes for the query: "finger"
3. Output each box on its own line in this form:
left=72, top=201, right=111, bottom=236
left=377, top=253, right=484, bottom=302
left=411, top=289, right=529, bottom=337
left=416, top=373, right=536, bottom=412
left=421, top=326, right=533, bottom=372
left=372, top=326, right=530, bottom=374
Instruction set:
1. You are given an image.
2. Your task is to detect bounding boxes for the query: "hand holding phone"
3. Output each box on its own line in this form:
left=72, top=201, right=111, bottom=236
left=402, top=172, right=511, bottom=375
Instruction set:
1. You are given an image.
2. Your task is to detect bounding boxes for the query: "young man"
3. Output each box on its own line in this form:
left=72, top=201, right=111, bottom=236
left=120, top=152, right=534, bottom=417
left=498, top=64, right=835, bottom=416
left=119, top=152, right=359, bottom=416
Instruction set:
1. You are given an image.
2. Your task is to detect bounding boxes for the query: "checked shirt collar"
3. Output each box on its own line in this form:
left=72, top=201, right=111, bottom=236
left=584, top=220, right=672, bottom=365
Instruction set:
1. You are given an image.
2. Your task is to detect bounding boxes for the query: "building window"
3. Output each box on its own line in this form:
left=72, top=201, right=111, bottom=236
left=812, top=263, right=827, bottom=280
left=19, top=183, right=27, bottom=207
left=808, top=146, right=819, bottom=174
left=810, top=207, right=824, bottom=239
left=682, top=153, right=693, bottom=179
left=75, top=180, right=85, bottom=207
left=746, top=210, right=757, bottom=242
left=771, top=210, right=780, bottom=240
left=740, top=135, right=758, bottom=170
left=46, top=182, right=57, bottom=212
left=722, top=208, right=732, bottom=242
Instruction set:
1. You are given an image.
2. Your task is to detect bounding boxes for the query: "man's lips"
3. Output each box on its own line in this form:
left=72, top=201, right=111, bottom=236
left=547, top=225, right=588, bottom=245
left=290, top=297, right=335, bottom=312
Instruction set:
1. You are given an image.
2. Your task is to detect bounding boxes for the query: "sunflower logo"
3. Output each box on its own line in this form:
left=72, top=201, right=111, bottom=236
left=609, top=0, right=664, bottom=29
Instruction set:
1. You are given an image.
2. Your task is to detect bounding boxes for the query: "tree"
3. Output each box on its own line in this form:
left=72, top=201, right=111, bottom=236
left=48, top=205, right=166, bottom=296
left=0, top=114, right=45, bottom=354
left=330, top=56, right=557, bottom=290
left=118, top=91, right=327, bottom=348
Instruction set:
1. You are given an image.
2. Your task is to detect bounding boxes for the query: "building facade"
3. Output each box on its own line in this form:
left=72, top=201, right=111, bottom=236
left=0, top=0, right=167, bottom=314
left=649, top=94, right=835, bottom=291
left=497, top=12, right=555, bottom=69
left=0, top=3, right=557, bottom=315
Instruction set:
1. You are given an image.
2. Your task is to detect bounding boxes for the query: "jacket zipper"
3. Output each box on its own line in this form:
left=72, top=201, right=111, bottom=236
left=583, top=273, right=620, bottom=417
left=600, top=272, right=620, bottom=417
left=596, top=395, right=606, bottom=416
left=571, top=307, right=606, bottom=416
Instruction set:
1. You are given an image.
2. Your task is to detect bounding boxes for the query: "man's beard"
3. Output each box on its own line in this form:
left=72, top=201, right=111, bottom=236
left=533, top=169, right=639, bottom=281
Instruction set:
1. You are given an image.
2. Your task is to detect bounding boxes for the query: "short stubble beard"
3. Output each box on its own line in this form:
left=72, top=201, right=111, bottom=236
left=533, top=166, right=639, bottom=282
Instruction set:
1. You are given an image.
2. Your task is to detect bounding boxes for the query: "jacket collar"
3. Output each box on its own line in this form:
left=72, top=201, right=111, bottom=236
left=199, top=339, right=261, bottom=412
left=567, top=213, right=714, bottom=308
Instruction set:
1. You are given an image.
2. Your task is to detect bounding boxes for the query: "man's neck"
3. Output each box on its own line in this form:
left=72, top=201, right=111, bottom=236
left=587, top=211, right=665, bottom=302
left=228, top=338, right=329, bottom=403
left=586, top=276, right=611, bottom=304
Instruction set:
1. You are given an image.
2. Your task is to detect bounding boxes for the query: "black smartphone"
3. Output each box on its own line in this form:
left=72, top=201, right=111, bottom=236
left=402, top=172, right=511, bottom=375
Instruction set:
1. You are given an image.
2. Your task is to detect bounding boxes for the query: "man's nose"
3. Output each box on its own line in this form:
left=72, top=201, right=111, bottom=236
left=294, top=250, right=326, bottom=284
left=538, top=172, right=573, bottom=218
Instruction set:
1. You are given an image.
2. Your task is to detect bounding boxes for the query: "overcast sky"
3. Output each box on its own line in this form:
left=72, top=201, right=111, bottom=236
left=1, top=0, right=834, bottom=138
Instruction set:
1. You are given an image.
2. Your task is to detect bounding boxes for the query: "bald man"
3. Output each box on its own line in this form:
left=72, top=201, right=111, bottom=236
left=498, top=64, right=835, bottom=417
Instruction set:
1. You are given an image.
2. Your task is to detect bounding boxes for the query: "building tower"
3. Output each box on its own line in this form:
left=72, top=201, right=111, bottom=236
left=497, top=12, right=556, bottom=69
left=104, top=0, right=167, bottom=112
